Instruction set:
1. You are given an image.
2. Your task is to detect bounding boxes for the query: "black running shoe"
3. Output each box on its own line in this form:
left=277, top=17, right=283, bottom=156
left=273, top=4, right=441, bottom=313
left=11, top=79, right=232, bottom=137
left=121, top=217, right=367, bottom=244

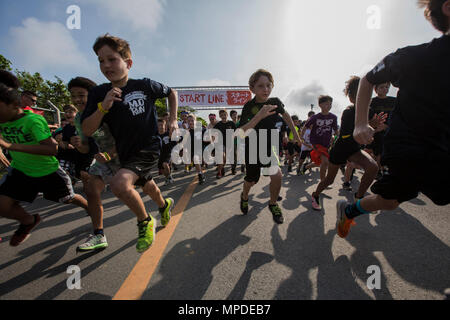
left=240, top=193, right=249, bottom=215
left=269, top=204, right=284, bottom=224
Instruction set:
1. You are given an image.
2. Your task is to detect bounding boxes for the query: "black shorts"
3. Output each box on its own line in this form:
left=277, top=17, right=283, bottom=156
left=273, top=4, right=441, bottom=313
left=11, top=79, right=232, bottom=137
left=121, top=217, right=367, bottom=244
left=329, top=138, right=362, bottom=166
left=0, top=167, right=75, bottom=203
left=121, top=150, right=159, bottom=185
left=287, top=142, right=301, bottom=156
left=371, top=157, right=450, bottom=205
left=368, top=131, right=385, bottom=156
left=299, top=149, right=311, bottom=160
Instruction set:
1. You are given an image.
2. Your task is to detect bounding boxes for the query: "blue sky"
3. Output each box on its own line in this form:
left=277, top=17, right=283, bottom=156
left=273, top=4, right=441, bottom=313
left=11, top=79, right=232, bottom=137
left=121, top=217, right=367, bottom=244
left=0, top=0, right=442, bottom=120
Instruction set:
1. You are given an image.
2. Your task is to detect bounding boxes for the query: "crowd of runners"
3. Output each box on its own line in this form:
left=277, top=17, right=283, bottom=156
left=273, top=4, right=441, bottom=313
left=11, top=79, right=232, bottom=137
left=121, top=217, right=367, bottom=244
left=0, top=1, right=448, bottom=259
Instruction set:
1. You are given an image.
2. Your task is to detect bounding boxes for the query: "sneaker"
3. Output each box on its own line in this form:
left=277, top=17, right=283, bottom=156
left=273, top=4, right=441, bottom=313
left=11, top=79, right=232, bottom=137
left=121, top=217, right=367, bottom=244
left=136, top=215, right=156, bottom=253
left=10, top=214, right=41, bottom=247
left=342, top=182, right=352, bottom=191
left=77, top=234, right=108, bottom=252
left=269, top=204, right=284, bottom=224
left=336, top=200, right=356, bottom=238
left=240, top=193, right=249, bottom=215
left=160, top=198, right=174, bottom=227
left=311, top=194, right=321, bottom=211
left=198, top=173, right=206, bottom=184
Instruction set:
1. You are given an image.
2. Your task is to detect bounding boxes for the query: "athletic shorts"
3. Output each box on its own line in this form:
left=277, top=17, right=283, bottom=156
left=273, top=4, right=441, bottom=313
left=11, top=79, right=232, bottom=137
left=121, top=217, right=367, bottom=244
left=329, top=138, right=362, bottom=166
left=371, top=157, right=450, bottom=205
left=299, top=149, right=311, bottom=160
left=121, top=149, right=159, bottom=185
left=0, top=167, right=75, bottom=203
left=88, top=161, right=120, bottom=184
left=287, top=142, right=301, bottom=156
left=244, top=147, right=280, bottom=184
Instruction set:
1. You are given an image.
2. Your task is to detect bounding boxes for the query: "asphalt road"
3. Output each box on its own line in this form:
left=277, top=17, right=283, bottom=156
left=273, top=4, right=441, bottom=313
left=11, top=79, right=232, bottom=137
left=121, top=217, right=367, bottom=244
left=0, top=164, right=449, bottom=300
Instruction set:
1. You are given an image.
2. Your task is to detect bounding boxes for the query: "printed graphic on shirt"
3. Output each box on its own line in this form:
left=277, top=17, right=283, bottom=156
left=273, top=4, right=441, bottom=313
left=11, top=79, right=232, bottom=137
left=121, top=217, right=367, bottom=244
left=123, top=91, right=148, bottom=116
left=315, top=118, right=335, bottom=137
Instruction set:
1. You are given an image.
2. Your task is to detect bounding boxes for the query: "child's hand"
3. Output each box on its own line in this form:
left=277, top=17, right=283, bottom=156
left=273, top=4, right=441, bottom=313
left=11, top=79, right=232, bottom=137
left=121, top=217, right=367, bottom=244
left=0, top=137, right=11, bottom=149
left=354, top=124, right=375, bottom=145
left=102, top=87, right=122, bottom=111
left=257, top=105, right=277, bottom=120
left=94, top=152, right=109, bottom=164
left=369, top=112, right=388, bottom=130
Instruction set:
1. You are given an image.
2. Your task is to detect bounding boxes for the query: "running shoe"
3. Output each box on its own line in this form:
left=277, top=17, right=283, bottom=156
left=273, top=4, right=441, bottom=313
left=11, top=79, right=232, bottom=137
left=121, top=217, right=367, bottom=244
left=336, top=200, right=356, bottom=238
left=311, top=194, right=321, bottom=211
left=198, top=173, right=206, bottom=184
left=136, top=215, right=156, bottom=253
left=342, top=182, right=352, bottom=191
left=10, top=214, right=41, bottom=247
left=160, top=198, right=174, bottom=227
left=240, top=193, right=249, bottom=215
left=269, top=203, right=284, bottom=224
left=77, top=234, right=108, bottom=252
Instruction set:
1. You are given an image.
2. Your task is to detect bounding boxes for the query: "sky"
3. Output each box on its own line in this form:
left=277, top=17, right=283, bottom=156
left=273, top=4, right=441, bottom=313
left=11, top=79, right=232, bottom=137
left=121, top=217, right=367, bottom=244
left=0, top=0, right=442, bottom=121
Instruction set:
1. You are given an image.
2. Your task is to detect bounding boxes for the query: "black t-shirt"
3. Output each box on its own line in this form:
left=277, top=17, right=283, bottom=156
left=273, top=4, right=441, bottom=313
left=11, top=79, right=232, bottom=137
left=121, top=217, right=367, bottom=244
left=365, top=35, right=450, bottom=160
left=214, top=121, right=236, bottom=145
left=370, top=96, right=396, bottom=127
left=158, top=131, right=177, bottom=155
left=238, top=97, right=286, bottom=161
left=81, top=78, right=172, bottom=163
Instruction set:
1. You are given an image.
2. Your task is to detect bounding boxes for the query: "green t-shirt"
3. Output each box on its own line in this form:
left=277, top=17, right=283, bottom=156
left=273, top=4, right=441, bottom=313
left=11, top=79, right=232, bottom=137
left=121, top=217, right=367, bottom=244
left=0, top=110, right=59, bottom=177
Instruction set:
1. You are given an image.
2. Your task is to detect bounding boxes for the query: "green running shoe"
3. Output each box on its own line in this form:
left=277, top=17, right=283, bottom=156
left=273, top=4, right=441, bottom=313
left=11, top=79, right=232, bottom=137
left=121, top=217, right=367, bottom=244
left=136, top=215, right=155, bottom=253
left=269, top=203, right=284, bottom=224
left=160, top=198, right=174, bottom=227
left=77, top=234, right=108, bottom=252
left=240, top=193, right=249, bottom=215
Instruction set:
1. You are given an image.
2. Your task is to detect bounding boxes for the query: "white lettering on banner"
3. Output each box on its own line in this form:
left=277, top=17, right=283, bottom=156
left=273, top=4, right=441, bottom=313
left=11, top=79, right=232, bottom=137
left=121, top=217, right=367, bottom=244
left=66, top=5, right=81, bottom=30
left=178, top=90, right=251, bottom=107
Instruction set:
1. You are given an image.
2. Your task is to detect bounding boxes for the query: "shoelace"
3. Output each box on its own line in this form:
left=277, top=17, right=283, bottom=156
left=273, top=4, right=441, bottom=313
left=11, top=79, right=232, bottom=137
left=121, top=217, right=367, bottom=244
left=138, top=221, right=149, bottom=237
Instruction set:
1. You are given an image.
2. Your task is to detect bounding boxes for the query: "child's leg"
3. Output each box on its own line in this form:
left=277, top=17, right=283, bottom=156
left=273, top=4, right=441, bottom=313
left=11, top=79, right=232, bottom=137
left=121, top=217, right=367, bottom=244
left=194, top=164, right=203, bottom=174
left=344, top=163, right=354, bottom=183
left=0, top=196, right=34, bottom=225
left=312, top=163, right=340, bottom=198
left=85, top=175, right=106, bottom=230
left=348, top=150, right=379, bottom=198
left=319, top=154, right=329, bottom=181
left=163, top=162, right=171, bottom=177
left=110, top=169, right=149, bottom=221
left=269, top=168, right=282, bottom=205
left=64, top=194, right=88, bottom=210
left=242, top=180, right=255, bottom=200
left=142, top=179, right=166, bottom=209
left=359, top=194, right=400, bottom=212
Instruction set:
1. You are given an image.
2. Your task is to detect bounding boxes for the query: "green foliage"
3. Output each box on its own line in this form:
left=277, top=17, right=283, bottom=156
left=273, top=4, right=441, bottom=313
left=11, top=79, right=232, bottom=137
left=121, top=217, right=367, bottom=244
left=0, top=54, right=12, bottom=71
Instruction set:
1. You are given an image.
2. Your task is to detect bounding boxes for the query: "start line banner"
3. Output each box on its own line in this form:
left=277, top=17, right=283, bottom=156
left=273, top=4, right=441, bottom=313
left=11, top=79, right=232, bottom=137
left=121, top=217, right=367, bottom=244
left=178, top=90, right=252, bottom=107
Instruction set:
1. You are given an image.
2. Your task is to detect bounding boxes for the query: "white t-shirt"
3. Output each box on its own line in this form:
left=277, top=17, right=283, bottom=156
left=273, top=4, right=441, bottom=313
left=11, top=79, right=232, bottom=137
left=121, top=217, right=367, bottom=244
left=301, top=129, right=313, bottom=151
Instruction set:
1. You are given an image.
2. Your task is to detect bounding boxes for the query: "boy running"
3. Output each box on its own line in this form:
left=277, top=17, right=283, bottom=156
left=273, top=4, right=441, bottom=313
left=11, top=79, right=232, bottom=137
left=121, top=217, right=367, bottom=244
left=81, top=34, right=177, bottom=253
left=158, top=119, right=176, bottom=185
left=214, top=109, right=236, bottom=178
left=337, top=0, right=450, bottom=238
left=238, top=69, right=300, bottom=224
left=0, top=71, right=88, bottom=247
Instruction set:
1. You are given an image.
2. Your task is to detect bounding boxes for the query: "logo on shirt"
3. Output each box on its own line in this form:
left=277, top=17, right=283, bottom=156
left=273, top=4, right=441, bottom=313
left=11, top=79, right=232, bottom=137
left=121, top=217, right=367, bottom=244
left=373, top=61, right=385, bottom=74
left=124, top=91, right=147, bottom=116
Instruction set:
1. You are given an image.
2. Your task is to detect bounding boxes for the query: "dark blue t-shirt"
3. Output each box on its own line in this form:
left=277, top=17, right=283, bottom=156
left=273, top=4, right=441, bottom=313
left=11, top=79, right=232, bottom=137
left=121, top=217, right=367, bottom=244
left=81, top=78, right=172, bottom=163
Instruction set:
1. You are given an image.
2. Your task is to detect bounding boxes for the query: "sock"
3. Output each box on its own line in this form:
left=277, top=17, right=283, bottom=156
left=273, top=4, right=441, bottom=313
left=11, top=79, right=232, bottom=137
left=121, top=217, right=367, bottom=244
left=345, top=200, right=371, bottom=219
left=159, top=199, right=168, bottom=212
left=139, top=215, right=151, bottom=224
left=94, top=229, right=104, bottom=236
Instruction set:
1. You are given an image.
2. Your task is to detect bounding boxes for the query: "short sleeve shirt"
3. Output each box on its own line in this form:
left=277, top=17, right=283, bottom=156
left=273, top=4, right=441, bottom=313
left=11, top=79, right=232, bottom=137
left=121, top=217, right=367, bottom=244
left=305, top=113, right=338, bottom=148
left=81, top=78, right=172, bottom=163
left=0, top=111, right=59, bottom=177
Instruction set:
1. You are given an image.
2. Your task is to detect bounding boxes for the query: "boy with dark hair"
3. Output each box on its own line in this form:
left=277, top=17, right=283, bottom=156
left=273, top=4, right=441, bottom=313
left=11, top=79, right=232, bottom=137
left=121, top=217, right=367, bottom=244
left=81, top=34, right=177, bottom=253
left=310, top=76, right=386, bottom=211
left=337, top=0, right=450, bottom=238
left=20, top=90, right=38, bottom=113
left=214, top=109, right=236, bottom=178
left=158, top=119, right=176, bottom=185
left=0, top=71, right=88, bottom=247
left=238, top=69, right=300, bottom=224
left=367, top=82, right=396, bottom=179
left=300, top=95, right=338, bottom=188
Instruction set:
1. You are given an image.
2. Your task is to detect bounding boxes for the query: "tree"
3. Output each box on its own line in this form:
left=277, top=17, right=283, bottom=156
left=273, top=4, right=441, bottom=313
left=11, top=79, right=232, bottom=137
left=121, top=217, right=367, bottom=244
left=0, top=54, right=12, bottom=71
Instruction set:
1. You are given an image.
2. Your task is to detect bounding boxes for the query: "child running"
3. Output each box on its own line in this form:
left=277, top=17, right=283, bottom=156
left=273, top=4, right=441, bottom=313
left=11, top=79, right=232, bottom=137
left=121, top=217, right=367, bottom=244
left=0, top=70, right=88, bottom=247
left=310, top=76, right=386, bottom=211
left=237, top=69, right=301, bottom=224
left=81, top=34, right=177, bottom=253
left=336, top=0, right=450, bottom=238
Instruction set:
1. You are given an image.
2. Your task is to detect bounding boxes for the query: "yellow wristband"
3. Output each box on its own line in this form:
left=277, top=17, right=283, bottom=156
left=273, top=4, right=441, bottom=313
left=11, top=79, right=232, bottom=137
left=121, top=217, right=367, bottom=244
left=98, top=102, right=109, bottom=114
left=103, top=152, right=111, bottom=161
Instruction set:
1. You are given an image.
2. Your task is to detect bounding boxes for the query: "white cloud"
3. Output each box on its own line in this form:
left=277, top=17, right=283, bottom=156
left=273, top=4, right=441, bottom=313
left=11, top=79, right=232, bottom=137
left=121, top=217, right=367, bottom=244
left=9, top=17, right=89, bottom=73
left=285, top=81, right=326, bottom=109
left=195, top=79, right=232, bottom=87
left=91, top=0, right=166, bottom=33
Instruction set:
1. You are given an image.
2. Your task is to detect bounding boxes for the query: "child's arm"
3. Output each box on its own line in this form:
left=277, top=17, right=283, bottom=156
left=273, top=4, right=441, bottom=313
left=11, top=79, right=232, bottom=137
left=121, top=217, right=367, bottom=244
left=282, top=112, right=301, bottom=144
left=354, top=76, right=376, bottom=145
left=167, top=90, right=179, bottom=135
left=0, top=136, right=58, bottom=156
left=239, top=105, right=278, bottom=134
left=0, top=146, right=10, bottom=167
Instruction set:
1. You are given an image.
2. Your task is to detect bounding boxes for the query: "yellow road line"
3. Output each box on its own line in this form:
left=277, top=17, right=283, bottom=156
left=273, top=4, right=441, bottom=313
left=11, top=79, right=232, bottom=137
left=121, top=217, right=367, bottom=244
left=113, top=176, right=198, bottom=300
